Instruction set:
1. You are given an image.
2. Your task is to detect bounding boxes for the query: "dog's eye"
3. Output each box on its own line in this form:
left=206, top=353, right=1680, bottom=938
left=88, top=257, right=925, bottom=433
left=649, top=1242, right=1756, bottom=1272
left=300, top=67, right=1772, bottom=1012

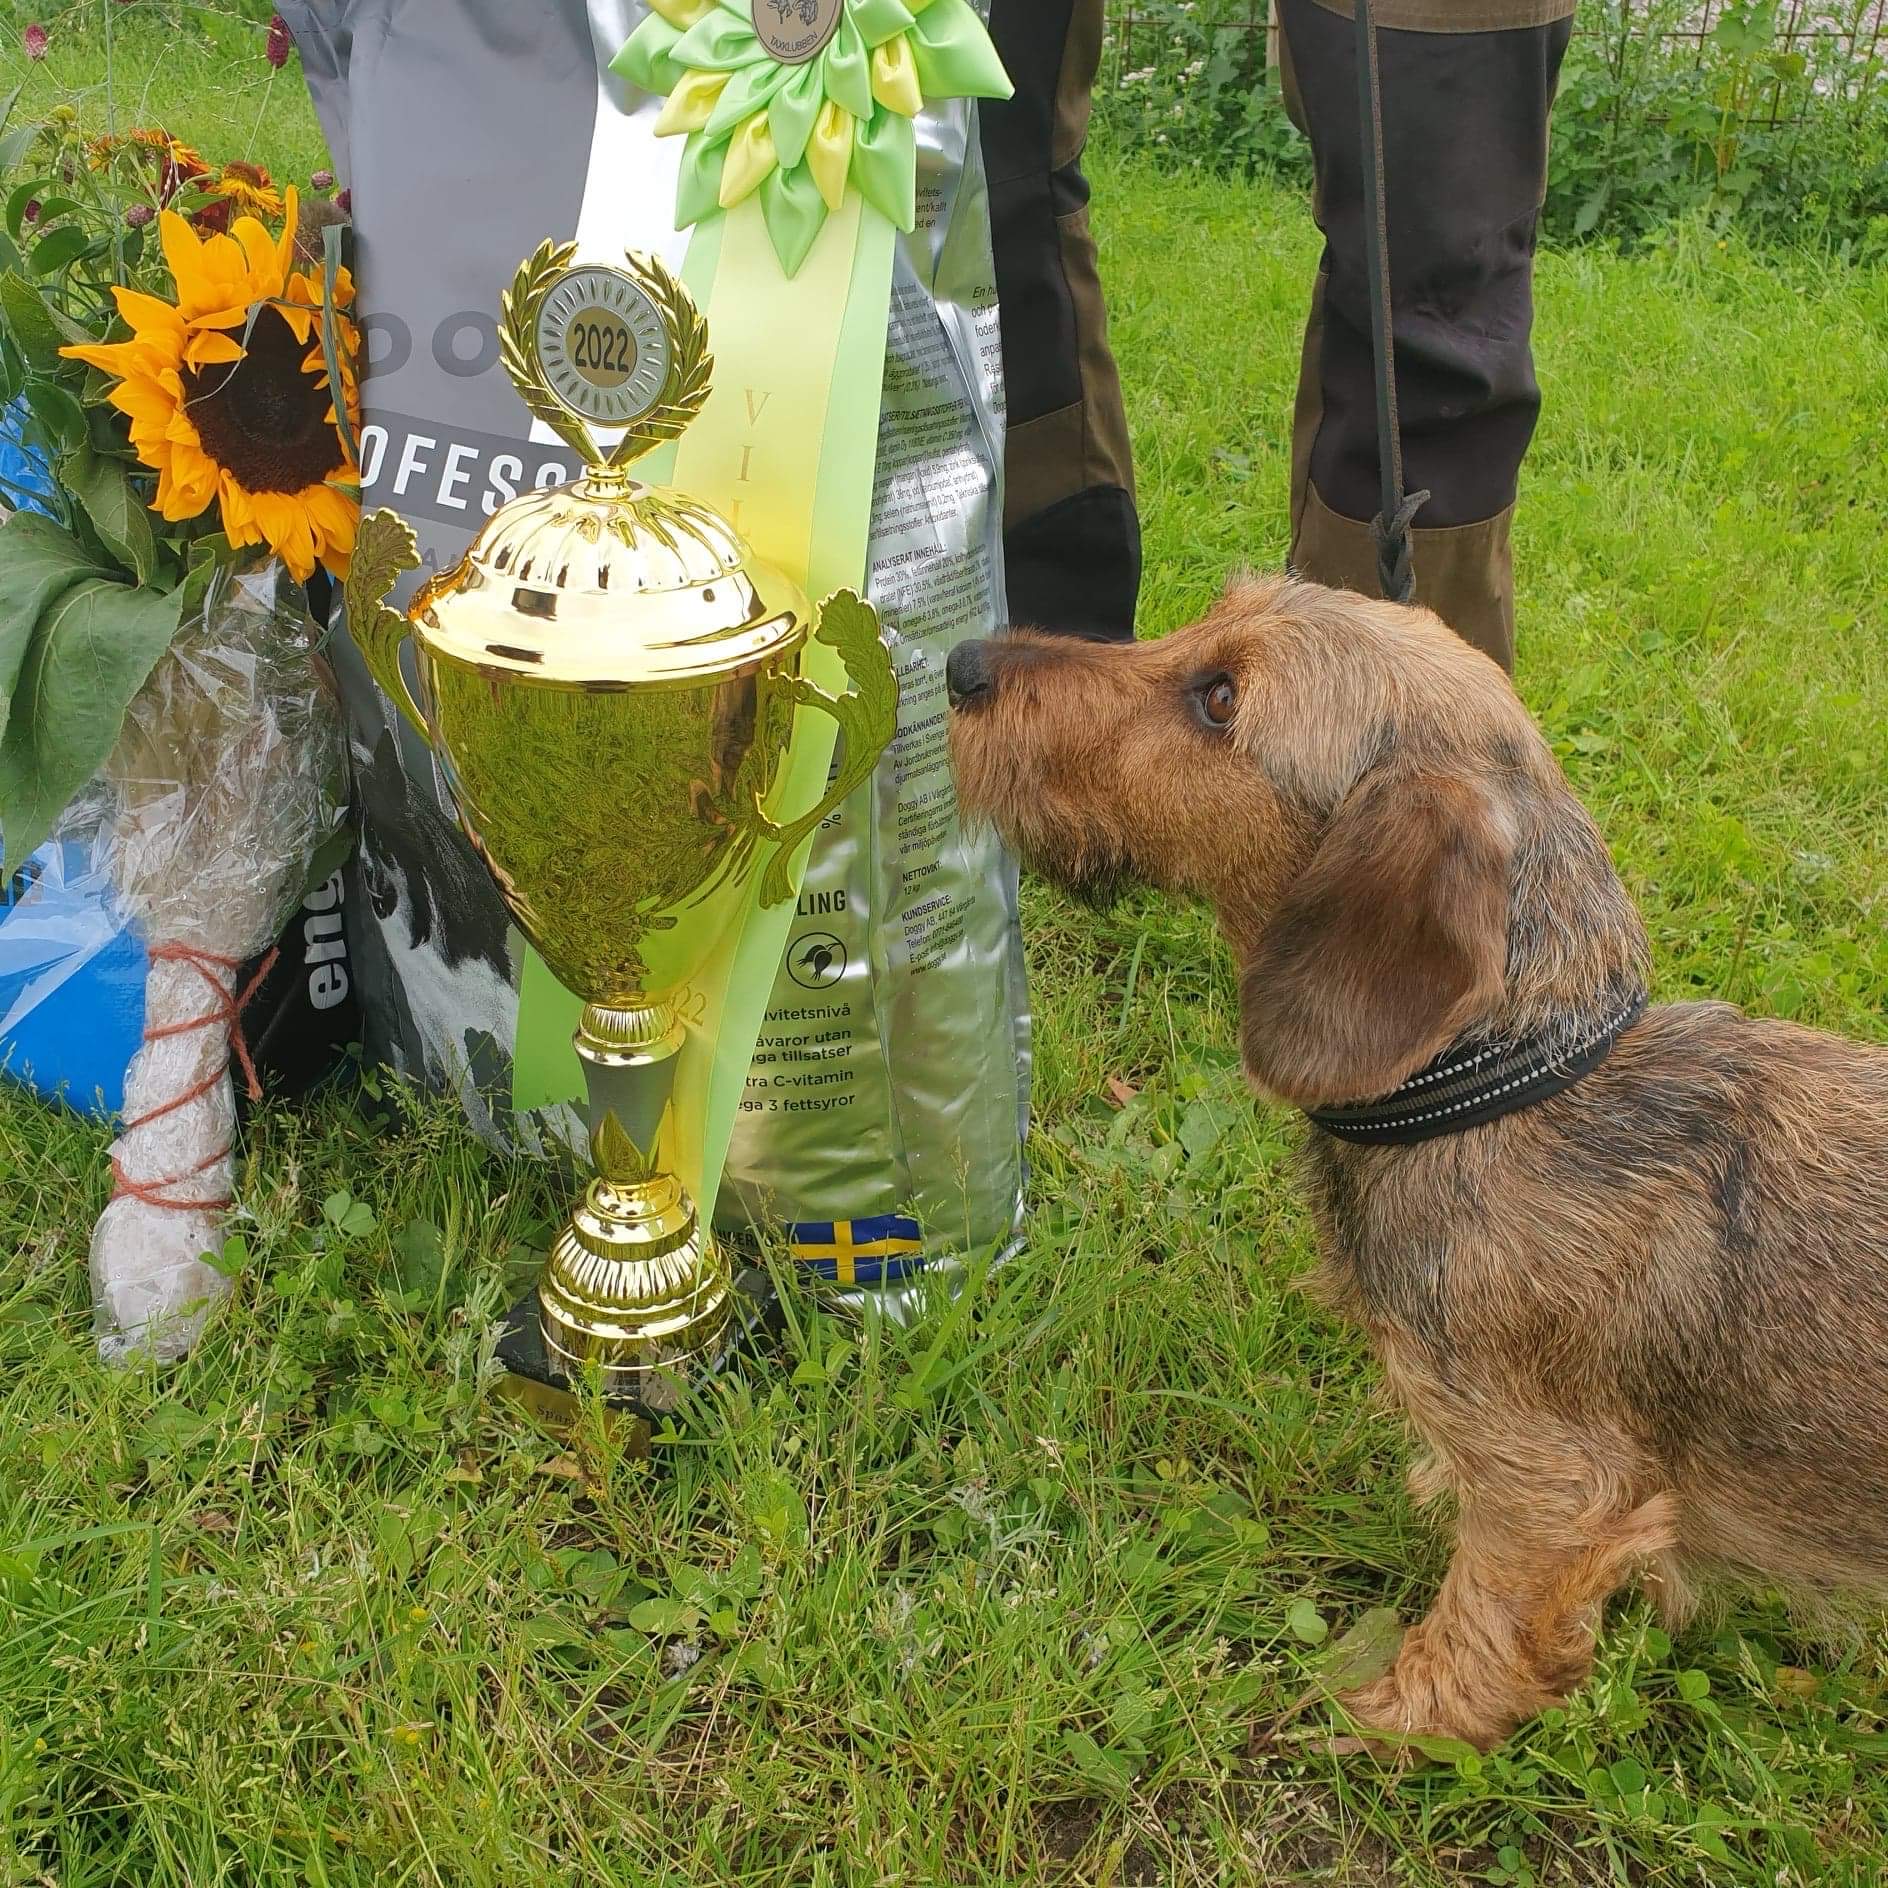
left=1200, top=677, right=1237, bottom=728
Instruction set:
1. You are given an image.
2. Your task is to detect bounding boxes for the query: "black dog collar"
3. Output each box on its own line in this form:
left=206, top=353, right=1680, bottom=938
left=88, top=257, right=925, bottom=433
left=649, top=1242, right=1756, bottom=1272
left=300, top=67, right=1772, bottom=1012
left=1306, top=989, right=1649, bottom=1147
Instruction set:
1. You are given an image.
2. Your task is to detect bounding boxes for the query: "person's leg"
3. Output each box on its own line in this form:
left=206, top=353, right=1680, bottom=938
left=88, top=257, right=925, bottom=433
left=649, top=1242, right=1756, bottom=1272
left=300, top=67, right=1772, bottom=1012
left=982, top=0, right=1141, bottom=642
left=1277, top=0, right=1574, bottom=671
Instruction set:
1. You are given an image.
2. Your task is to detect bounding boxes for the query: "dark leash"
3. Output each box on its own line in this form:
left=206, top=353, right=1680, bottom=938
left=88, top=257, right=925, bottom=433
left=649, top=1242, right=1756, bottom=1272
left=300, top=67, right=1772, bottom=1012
left=1352, top=0, right=1428, bottom=604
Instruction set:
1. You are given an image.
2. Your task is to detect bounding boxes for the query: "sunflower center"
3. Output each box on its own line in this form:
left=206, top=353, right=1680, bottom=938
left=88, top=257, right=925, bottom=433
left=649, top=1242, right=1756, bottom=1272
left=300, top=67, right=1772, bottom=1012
left=182, top=306, right=345, bottom=496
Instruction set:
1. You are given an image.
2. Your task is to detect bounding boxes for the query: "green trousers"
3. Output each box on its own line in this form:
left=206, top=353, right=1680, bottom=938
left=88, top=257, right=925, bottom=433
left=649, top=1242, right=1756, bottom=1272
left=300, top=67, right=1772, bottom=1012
left=987, top=0, right=1574, bottom=670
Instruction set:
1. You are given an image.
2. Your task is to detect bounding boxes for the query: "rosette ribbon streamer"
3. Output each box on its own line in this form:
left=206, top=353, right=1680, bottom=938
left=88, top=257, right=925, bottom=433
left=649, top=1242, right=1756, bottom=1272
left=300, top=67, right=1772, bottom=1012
left=616, top=0, right=1012, bottom=278
left=508, top=2, right=1009, bottom=1225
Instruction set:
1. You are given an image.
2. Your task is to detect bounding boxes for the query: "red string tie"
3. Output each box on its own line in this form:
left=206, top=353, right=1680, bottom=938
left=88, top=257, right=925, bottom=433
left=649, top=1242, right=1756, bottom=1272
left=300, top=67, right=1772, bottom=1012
left=108, top=943, right=277, bottom=1212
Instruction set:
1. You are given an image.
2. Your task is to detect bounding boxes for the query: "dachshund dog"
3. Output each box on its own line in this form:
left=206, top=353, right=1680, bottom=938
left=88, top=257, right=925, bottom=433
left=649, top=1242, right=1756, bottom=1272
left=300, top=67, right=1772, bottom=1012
left=946, top=575, right=1888, bottom=1752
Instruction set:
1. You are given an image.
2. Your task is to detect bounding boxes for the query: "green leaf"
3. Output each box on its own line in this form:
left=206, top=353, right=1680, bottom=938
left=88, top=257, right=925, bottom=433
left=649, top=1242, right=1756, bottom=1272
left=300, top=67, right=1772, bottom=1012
left=59, top=444, right=158, bottom=585
left=5, top=180, right=53, bottom=245
left=627, top=1597, right=700, bottom=1637
left=22, top=376, right=85, bottom=451
left=0, top=122, right=38, bottom=180
left=134, top=1404, right=211, bottom=1460
left=519, top=1610, right=588, bottom=1651
left=1391, top=1730, right=1484, bottom=1767
left=0, top=576, right=184, bottom=873
left=1309, top=1606, right=1404, bottom=1692
left=1285, top=1597, right=1329, bottom=1645
left=0, top=269, right=88, bottom=368
left=726, top=1540, right=763, bottom=1601
left=1608, top=1755, right=1647, bottom=1794
left=744, top=1470, right=807, bottom=1552
left=393, top=1217, right=447, bottom=1295
left=319, top=223, right=358, bottom=470
left=27, top=224, right=89, bottom=278
left=1676, top=1667, right=1712, bottom=1703
left=1061, top=1728, right=1133, bottom=1797
left=0, top=512, right=109, bottom=745
left=203, top=1233, right=250, bottom=1280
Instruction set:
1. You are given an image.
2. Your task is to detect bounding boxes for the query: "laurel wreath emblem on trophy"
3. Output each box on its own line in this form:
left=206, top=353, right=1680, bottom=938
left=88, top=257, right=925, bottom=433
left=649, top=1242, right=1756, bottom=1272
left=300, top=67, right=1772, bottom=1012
left=497, top=240, right=712, bottom=476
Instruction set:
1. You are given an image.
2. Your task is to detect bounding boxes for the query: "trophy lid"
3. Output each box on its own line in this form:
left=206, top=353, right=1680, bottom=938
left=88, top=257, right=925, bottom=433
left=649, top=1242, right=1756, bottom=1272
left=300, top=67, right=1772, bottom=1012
left=409, top=247, right=810, bottom=690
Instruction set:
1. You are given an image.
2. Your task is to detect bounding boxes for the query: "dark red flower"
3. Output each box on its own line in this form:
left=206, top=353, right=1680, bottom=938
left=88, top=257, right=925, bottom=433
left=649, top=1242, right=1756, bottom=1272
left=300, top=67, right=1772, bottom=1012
left=191, top=198, right=232, bottom=233
left=311, top=168, right=334, bottom=192
left=125, top=202, right=154, bottom=228
left=336, top=188, right=351, bottom=214
left=23, top=22, right=48, bottom=59
left=22, top=200, right=41, bottom=224
left=265, top=13, right=292, bottom=67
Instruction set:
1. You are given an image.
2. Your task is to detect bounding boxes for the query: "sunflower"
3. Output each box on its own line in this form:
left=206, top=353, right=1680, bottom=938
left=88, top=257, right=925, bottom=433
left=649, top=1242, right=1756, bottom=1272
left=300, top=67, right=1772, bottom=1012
left=60, top=187, right=360, bottom=582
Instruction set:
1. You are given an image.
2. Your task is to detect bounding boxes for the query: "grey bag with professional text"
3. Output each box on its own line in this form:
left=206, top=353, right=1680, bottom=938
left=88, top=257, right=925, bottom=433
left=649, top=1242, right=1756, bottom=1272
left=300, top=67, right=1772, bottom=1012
left=284, top=0, right=1028, bottom=1307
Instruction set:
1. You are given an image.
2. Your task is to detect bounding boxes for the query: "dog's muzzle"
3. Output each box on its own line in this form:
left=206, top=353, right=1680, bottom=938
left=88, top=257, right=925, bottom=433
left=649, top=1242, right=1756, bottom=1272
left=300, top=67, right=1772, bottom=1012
left=946, top=639, right=994, bottom=708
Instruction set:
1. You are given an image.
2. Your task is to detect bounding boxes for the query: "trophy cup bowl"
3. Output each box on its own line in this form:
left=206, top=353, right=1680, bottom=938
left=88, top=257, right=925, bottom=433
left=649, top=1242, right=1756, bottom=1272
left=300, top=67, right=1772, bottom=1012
left=344, top=247, right=896, bottom=1415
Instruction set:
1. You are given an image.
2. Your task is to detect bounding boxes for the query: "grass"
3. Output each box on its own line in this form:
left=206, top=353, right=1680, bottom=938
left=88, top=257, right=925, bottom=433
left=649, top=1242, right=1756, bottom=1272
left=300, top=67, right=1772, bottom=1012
left=4, top=16, right=1888, bottom=1887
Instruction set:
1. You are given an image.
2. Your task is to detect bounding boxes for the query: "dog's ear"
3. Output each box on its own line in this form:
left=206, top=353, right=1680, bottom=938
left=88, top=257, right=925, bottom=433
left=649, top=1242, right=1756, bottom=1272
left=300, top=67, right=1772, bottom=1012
left=1240, top=773, right=1512, bottom=1108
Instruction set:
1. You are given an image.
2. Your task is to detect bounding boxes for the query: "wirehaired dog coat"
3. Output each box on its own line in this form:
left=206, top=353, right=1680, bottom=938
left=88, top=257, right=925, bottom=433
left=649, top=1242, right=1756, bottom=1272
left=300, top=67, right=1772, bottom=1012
left=946, top=577, right=1888, bottom=1752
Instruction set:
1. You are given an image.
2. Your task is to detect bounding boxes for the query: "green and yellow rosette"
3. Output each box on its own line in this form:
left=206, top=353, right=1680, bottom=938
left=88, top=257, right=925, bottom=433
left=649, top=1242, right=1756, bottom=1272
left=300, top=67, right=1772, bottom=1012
left=616, top=0, right=1011, bottom=277
left=514, top=2, right=1009, bottom=1218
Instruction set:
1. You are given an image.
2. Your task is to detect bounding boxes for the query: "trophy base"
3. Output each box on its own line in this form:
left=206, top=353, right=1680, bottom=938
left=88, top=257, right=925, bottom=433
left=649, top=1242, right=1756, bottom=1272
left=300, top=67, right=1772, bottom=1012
left=493, top=1292, right=653, bottom=1451
left=492, top=1264, right=783, bottom=1439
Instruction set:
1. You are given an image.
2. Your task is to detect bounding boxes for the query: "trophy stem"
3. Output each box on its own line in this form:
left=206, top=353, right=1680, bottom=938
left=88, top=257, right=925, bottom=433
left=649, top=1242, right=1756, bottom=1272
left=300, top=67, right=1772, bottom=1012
left=532, top=998, right=733, bottom=1412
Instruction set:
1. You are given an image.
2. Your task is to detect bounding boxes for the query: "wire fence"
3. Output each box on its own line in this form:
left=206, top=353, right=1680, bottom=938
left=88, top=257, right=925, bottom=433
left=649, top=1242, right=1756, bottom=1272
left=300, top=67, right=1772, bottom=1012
left=1103, top=1, right=1888, bottom=129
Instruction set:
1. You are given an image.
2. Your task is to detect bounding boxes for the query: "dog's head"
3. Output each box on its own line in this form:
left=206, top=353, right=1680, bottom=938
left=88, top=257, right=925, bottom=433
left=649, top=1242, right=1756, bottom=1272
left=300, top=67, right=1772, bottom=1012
left=948, top=575, right=1640, bottom=1110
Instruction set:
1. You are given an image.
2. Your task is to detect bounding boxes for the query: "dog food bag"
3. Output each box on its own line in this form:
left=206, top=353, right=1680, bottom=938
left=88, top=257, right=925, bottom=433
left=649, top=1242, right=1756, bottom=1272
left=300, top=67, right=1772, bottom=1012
left=283, top=0, right=1029, bottom=1310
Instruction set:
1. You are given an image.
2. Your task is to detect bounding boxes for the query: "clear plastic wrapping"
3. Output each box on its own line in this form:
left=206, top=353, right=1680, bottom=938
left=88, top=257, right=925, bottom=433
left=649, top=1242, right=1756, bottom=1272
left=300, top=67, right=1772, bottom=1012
left=86, top=554, right=346, bottom=1363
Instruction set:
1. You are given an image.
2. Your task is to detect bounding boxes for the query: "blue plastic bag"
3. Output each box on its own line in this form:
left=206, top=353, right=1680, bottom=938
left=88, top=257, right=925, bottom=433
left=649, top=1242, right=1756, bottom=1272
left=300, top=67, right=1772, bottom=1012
left=0, top=838, right=149, bottom=1115
left=0, top=396, right=57, bottom=520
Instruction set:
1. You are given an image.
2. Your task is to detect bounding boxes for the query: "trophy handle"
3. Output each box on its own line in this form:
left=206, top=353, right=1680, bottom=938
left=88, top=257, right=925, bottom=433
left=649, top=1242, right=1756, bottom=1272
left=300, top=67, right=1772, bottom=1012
left=751, top=589, right=898, bottom=909
left=343, top=508, right=432, bottom=744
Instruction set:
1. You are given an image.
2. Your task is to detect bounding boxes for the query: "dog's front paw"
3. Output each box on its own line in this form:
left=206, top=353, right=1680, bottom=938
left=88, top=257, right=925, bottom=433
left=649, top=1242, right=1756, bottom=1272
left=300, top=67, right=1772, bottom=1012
left=1336, top=1655, right=1506, bottom=1757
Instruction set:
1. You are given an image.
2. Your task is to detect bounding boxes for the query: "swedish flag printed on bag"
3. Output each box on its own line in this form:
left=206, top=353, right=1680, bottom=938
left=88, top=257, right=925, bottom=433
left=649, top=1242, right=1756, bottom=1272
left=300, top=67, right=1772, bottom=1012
left=787, top=1215, right=925, bottom=1286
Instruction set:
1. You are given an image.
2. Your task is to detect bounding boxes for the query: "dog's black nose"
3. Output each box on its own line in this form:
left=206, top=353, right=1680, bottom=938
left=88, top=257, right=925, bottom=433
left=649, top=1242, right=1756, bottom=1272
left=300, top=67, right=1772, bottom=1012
left=946, top=639, right=994, bottom=707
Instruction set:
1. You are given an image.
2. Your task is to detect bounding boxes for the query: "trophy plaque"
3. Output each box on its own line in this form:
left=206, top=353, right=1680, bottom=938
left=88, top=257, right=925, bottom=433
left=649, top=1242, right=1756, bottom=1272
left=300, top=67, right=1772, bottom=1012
left=344, top=243, right=897, bottom=1425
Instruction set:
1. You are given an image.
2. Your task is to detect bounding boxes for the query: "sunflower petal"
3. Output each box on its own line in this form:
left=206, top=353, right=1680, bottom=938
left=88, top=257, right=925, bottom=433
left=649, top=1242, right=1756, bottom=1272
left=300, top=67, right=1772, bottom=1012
left=110, top=285, right=187, bottom=336
left=158, top=210, right=205, bottom=295
left=61, top=338, right=144, bottom=376
left=237, top=217, right=280, bottom=282
left=184, top=329, right=247, bottom=368
left=247, top=489, right=319, bottom=583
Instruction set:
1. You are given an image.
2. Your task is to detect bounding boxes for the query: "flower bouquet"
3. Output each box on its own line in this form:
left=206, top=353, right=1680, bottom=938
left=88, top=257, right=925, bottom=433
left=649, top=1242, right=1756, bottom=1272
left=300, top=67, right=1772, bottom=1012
left=0, top=99, right=360, bottom=1363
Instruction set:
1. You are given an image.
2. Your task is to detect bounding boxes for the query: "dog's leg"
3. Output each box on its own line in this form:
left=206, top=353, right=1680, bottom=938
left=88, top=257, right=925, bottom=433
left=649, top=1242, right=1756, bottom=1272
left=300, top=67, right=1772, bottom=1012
left=1339, top=1488, right=1676, bottom=1753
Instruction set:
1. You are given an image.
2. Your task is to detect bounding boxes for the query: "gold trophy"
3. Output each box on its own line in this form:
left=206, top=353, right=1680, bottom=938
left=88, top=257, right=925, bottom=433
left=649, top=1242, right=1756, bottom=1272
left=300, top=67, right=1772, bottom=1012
left=344, top=244, right=896, bottom=1420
